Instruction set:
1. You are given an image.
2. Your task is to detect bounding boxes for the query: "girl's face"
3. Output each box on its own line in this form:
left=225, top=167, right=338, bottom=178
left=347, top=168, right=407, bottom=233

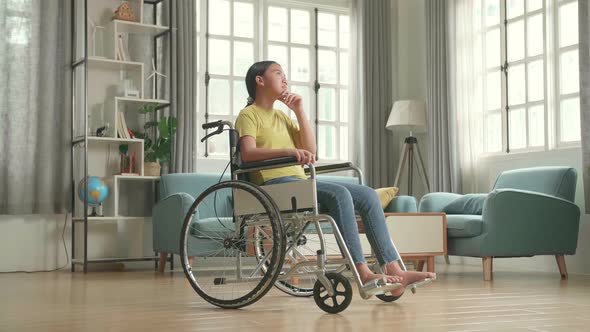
left=258, top=63, right=288, bottom=98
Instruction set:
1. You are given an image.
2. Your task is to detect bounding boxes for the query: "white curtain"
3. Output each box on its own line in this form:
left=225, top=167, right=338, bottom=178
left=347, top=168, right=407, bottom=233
left=349, top=0, right=366, bottom=174
left=0, top=0, right=72, bottom=214
left=447, top=0, right=485, bottom=193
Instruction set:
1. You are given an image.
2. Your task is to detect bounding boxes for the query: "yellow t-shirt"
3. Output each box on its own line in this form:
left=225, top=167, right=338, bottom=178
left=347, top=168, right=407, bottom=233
left=235, top=105, right=307, bottom=185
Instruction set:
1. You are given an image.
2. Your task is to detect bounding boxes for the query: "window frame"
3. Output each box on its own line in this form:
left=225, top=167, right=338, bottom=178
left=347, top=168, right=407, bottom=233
left=480, top=0, right=581, bottom=158
left=197, top=0, right=352, bottom=163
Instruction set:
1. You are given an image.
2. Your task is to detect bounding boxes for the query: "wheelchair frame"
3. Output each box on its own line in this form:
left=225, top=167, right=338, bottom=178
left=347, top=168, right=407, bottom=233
left=180, top=120, right=427, bottom=314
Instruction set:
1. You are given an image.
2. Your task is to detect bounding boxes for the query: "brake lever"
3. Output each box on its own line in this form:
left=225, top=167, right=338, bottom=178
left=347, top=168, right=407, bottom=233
left=200, top=126, right=224, bottom=143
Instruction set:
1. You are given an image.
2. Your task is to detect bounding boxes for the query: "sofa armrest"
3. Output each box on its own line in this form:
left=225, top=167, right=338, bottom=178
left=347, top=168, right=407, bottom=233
left=152, top=193, right=195, bottom=254
left=385, top=195, right=418, bottom=213
left=481, top=189, right=581, bottom=256
left=419, top=192, right=463, bottom=212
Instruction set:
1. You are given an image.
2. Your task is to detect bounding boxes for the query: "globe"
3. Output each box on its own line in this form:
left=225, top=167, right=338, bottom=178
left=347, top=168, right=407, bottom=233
left=78, top=176, right=109, bottom=207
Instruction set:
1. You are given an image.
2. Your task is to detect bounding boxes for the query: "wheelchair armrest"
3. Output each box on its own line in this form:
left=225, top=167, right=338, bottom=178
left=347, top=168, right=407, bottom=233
left=237, top=156, right=299, bottom=172
left=304, top=162, right=353, bottom=175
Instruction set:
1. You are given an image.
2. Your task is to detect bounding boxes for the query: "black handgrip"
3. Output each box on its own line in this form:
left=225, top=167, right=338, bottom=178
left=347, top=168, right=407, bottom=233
left=202, top=120, right=223, bottom=130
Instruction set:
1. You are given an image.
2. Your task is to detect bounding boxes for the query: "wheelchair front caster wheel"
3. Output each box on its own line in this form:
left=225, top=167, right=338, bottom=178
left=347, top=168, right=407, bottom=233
left=376, top=292, right=403, bottom=302
left=313, top=272, right=352, bottom=314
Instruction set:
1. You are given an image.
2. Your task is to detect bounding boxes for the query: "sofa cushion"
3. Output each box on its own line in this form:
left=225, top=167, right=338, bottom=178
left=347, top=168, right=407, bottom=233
left=446, top=214, right=483, bottom=238
left=375, top=187, right=399, bottom=209
left=189, top=217, right=235, bottom=237
left=443, top=194, right=487, bottom=215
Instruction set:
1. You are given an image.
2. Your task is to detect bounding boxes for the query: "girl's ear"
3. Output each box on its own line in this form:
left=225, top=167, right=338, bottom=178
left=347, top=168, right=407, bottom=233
left=255, top=75, right=264, bottom=87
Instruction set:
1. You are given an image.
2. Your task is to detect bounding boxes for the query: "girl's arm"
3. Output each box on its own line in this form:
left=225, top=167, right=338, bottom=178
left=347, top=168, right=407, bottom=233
left=282, top=92, right=316, bottom=155
left=240, top=136, right=314, bottom=166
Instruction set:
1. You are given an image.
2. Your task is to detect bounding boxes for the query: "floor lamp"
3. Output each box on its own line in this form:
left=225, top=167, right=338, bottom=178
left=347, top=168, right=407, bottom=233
left=386, top=100, right=431, bottom=196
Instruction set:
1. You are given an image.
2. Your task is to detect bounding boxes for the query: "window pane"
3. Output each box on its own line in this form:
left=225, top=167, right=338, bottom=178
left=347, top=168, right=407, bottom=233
left=340, top=52, right=349, bottom=85
left=233, top=80, right=248, bottom=115
left=209, top=79, right=230, bottom=115
left=528, top=0, right=543, bottom=12
left=290, top=85, right=310, bottom=115
left=209, top=0, right=230, bottom=36
left=560, top=98, right=581, bottom=142
left=507, top=0, right=524, bottom=19
left=340, top=89, right=348, bottom=123
left=319, top=125, right=336, bottom=159
left=268, top=44, right=288, bottom=76
left=291, top=9, right=310, bottom=44
left=233, top=41, right=253, bottom=77
left=7, top=16, right=30, bottom=45
left=485, top=113, right=502, bottom=152
left=486, top=71, right=501, bottom=110
left=559, top=2, right=578, bottom=48
left=319, top=50, right=337, bottom=83
left=527, top=14, right=543, bottom=57
left=560, top=50, right=579, bottom=95
left=508, top=20, right=525, bottom=62
left=209, top=39, right=230, bottom=75
left=527, top=60, right=544, bottom=102
left=509, top=108, right=526, bottom=149
left=508, top=64, right=526, bottom=105
left=234, top=2, right=253, bottom=38
left=486, top=28, right=501, bottom=69
left=207, top=125, right=229, bottom=156
left=339, top=16, right=350, bottom=48
left=485, top=0, right=500, bottom=27
left=528, top=105, right=545, bottom=147
left=268, top=7, right=288, bottom=42
left=318, top=88, right=336, bottom=121
left=318, top=12, right=337, bottom=47
left=291, top=47, right=310, bottom=82
left=340, top=126, right=348, bottom=160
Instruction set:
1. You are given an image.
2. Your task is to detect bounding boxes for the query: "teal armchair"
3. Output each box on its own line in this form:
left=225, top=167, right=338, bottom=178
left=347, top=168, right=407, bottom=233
left=419, top=166, right=580, bottom=281
left=152, top=173, right=417, bottom=272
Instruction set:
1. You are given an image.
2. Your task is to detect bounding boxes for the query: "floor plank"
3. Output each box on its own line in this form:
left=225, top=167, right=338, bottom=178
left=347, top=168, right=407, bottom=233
left=1, top=264, right=589, bottom=331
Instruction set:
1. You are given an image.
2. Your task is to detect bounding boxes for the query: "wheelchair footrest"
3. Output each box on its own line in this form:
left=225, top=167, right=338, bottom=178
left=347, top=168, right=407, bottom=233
left=408, top=277, right=434, bottom=294
left=361, top=277, right=402, bottom=296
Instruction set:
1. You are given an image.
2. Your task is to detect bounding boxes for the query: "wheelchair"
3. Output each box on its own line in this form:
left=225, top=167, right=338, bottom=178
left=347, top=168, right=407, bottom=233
left=179, top=120, right=431, bottom=314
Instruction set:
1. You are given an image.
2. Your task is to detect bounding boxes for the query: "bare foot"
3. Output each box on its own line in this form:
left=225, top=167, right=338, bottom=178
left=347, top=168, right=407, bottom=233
left=384, top=262, right=436, bottom=296
left=356, top=263, right=402, bottom=285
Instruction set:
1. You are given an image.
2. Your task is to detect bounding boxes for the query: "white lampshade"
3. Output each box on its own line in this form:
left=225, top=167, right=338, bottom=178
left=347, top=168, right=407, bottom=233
left=386, top=100, right=427, bottom=133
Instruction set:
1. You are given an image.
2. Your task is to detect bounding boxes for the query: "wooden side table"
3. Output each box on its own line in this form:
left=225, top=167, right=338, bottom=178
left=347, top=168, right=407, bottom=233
left=357, top=213, right=447, bottom=273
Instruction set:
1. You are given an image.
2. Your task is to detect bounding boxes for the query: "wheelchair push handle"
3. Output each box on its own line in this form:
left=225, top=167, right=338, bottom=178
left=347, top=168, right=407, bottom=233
left=201, top=120, right=234, bottom=143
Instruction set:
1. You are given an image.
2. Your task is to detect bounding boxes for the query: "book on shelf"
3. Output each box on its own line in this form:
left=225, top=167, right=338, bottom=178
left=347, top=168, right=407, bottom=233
left=117, top=111, right=131, bottom=139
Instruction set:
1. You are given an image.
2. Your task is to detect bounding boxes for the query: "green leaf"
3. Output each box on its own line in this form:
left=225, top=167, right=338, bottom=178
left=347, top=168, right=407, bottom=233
left=159, top=117, right=169, bottom=138
left=144, top=121, right=158, bottom=130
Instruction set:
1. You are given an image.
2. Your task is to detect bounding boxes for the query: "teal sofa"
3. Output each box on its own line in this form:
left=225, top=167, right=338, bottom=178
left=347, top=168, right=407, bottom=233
left=152, top=173, right=417, bottom=272
left=418, top=166, right=580, bottom=280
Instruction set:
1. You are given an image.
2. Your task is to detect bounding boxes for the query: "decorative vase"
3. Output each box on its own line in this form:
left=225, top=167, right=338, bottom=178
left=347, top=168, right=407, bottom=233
left=144, top=162, right=161, bottom=176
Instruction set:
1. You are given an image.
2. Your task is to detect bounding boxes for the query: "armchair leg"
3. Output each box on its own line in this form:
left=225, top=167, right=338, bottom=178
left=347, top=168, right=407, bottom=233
left=158, top=252, right=168, bottom=273
left=482, top=257, right=493, bottom=281
left=555, top=255, right=568, bottom=280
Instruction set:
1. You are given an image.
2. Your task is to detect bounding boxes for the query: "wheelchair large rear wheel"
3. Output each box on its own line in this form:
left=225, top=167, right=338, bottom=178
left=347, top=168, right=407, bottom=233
left=180, top=180, right=285, bottom=309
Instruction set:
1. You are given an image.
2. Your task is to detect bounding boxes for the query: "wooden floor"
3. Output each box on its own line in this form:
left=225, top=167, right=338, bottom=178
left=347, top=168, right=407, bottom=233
left=1, top=264, right=590, bottom=332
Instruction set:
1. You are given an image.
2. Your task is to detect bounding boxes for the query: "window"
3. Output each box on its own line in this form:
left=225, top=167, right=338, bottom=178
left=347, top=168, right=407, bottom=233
left=198, top=0, right=352, bottom=161
left=4, top=0, right=32, bottom=46
left=481, top=0, right=580, bottom=154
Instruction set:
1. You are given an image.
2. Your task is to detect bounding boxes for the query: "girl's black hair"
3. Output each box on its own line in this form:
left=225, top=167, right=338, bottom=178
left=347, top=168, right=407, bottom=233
left=244, top=60, right=278, bottom=106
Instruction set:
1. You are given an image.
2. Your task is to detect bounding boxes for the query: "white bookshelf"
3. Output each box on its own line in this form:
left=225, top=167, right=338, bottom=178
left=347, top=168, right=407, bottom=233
left=71, top=0, right=172, bottom=272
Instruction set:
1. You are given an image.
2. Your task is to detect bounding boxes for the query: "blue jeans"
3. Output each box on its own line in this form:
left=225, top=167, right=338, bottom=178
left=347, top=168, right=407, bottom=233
left=263, top=176, right=400, bottom=265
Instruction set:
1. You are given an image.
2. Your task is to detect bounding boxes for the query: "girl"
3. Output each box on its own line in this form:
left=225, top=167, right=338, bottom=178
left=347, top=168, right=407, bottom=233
left=235, top=61, right=435, bottom=296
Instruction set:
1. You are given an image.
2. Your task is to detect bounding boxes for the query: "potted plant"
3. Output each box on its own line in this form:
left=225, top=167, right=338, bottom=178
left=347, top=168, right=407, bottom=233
left=135, top=104, right=177, bottom=176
